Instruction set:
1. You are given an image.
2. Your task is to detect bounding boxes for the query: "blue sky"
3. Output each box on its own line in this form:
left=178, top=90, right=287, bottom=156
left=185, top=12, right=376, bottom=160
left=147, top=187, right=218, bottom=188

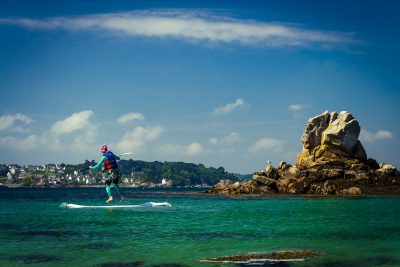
left=0, top=0, right=399, bottom=173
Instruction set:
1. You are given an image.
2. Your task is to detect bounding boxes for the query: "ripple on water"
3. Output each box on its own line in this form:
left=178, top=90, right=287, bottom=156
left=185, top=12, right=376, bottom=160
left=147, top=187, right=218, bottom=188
left=18, top=230, right=82, bottom=237
left=80, top=243, right=120, bottom=250
left=184, top=231, right=262, bottom=240
left=95, top=263, right=191, bottom=267
left=307, top=255, right=400, bottom=267
left=94, top=261, right=144, bottom=267
left=236, top=262, right=291, bottom=267
left=9, top=254, right=62, bottom=264
left=152, top=264, right=190, bottom=267
left=0, top=223, right=14, bottom=229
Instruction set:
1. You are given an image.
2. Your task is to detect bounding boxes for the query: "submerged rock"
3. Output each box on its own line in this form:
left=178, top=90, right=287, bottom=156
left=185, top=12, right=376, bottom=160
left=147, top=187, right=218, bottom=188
left=201, top=250, right=320, bottom=263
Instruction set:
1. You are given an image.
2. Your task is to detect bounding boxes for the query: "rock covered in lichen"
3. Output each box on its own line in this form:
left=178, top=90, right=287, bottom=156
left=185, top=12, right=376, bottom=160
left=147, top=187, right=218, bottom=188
left=297, top=111, right=367, bottom=167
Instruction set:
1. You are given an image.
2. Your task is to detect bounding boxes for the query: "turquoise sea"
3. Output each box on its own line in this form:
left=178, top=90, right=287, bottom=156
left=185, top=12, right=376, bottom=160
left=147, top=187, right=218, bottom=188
left=0, top=188, right=399, bottom=267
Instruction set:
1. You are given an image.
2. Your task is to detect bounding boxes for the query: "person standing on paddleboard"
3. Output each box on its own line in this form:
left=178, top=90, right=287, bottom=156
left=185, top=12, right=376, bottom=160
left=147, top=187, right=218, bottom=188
left=90, top=144, right=125, bottom=203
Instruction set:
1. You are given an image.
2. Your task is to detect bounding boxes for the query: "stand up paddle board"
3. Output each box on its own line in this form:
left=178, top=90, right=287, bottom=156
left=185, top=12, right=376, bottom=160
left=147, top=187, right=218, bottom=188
left=61, top=202, right=171, bottom=209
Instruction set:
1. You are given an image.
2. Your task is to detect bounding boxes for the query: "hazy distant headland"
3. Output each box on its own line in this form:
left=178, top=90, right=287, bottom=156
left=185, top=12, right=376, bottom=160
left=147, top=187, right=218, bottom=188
left=208, top=111, right=400, bottom=196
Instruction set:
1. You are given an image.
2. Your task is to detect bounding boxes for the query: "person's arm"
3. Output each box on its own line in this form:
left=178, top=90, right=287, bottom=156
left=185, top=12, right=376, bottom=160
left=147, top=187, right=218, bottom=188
left=115, top=154, right=121, bottom=161
left=91, top=156, right=107, bottom=170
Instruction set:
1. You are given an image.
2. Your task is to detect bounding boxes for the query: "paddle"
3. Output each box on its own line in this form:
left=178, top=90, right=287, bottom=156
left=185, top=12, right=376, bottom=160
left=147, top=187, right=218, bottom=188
left=118, top=152, right=133, bottom=156
left=77, top=167, right=90, bottom=173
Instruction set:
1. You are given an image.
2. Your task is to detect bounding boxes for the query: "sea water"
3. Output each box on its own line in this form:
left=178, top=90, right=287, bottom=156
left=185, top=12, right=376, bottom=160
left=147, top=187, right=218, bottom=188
left=0, top=187, right=399, bottom=267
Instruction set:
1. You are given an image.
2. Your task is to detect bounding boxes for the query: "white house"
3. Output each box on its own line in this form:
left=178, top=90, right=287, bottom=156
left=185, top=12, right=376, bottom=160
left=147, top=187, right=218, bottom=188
left=161, top=178, right=172, bottom=187
left=86, top=177, right=96, bottom=184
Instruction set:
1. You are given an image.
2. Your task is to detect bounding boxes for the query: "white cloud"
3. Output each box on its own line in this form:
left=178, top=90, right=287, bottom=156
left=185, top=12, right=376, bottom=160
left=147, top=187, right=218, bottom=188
left=45, top=110, right=97, bottom=151
left=50, top=110, right=93, bottom=135
left=0, top=113, right=33, bottom=131
left=209, top=137, right=219, bottom=145
left=117, top=112, right=144, bottom=124
left=44, top=110, right=99, bottom=151
left=209, top=132, right=240, bottom=145
left=288, top=104, right=307, bottom=111
left=0, top=110, right=99, bottom=153
left=71, top=124, right=100, bottom=153
left=157, top=143, right=181, bottom=154
left=0, top=10, right=357, bottom=49
left=248, top=137, right=285, bottom=153
left=158, top=142, right=204, bottom=156
left=186, top=142, right=203, bottom=156
left=213, top=99, right=245, bottom=115
left=359, top=129, right=393, bottom=143
left=116, top=126, right=163, bottom=152
left=0, top=135, right=39, bottom=151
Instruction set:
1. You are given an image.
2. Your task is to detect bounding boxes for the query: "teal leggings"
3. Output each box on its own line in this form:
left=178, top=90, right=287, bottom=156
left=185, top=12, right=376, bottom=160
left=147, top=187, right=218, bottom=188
left=105, top=169, right=123, bottom=197
left=106, top=182, right=122, bottom=197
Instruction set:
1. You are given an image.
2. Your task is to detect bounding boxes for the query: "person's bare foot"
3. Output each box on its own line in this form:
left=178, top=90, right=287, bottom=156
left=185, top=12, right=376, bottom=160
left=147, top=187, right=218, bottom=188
left=106, top=196, right=113, bottom=203
left=120, top=196, right=126, bottom=202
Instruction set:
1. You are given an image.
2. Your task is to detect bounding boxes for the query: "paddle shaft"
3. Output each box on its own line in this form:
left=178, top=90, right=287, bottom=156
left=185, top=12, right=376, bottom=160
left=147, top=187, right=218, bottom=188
left=77, top=167, right=90, bottom=173
left=118, top=152, right=133, bottom=156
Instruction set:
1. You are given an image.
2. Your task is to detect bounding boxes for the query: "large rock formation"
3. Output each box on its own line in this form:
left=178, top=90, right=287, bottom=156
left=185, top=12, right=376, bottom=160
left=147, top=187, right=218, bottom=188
left=207, top=111, right=399, bottom=196
left=297, top=111, right=367, bottom=167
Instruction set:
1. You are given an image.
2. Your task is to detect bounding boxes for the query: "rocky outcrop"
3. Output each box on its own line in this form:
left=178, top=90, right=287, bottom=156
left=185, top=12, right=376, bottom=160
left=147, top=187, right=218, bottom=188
left=206, top=111, right=399, bottom=196
left=297, top=111, right=367, bottom=167
left=206, top=175, right=277, bottom=195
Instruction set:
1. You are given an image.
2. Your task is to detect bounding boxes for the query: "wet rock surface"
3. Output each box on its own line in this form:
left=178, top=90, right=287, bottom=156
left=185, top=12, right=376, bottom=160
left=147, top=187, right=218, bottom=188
left=207, top=111, right=399, bottom=196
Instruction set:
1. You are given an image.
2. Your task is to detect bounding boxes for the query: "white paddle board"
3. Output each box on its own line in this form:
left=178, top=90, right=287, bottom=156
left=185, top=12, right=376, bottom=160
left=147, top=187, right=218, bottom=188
left=61, top=202, right=171, bottom=209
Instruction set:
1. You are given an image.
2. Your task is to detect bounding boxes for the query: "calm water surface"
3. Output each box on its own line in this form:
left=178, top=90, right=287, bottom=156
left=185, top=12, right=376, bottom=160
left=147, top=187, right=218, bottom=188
left=0, top=188, right=399, bottom=267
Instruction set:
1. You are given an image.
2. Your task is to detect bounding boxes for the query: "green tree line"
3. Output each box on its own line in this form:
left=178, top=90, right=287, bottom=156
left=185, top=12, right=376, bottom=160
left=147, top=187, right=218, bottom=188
left=117, top=159, right=237, bottom=186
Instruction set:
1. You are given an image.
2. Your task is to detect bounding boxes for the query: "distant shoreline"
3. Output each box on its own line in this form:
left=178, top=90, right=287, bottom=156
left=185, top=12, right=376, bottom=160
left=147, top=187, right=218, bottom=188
left=0, top=184, right=210, bottom=189
left=2, top=184, right=400, bottom=197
